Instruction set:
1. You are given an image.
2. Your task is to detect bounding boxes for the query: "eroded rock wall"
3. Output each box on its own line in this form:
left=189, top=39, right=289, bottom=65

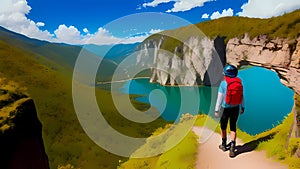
left=227, top=33, right=300, bottom=95
left=0, top=86, right=50, bottom=169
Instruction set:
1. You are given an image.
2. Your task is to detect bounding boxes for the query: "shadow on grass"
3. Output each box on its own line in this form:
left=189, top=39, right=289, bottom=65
left=232, top=132, right=276, bottom=158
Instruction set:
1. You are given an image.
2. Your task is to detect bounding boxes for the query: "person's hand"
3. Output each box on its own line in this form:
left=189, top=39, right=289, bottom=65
left=240, top=107, right=245, bottom=114
left=215, top=111, right=219, bottom=118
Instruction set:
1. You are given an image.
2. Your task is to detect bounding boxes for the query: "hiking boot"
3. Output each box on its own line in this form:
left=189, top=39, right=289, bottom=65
left=229, top=141, right=236, bottom=158
left=219, top=144, right=227, bottom=151
left=219, top=138, right=227, bottom=151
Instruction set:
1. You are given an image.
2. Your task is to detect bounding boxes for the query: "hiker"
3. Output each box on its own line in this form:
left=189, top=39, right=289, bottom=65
left=214, top=64, right=245, bottom=157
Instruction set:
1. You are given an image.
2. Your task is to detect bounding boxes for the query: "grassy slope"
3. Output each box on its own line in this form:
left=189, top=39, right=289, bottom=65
left=119, top=131, right=197, bottom=169
left=0, top=26, right=119, bottom=82
left=121, top=112, right=299, bottom=169
left=119, top=114, right=198, bottom=169
left=196, top=9, right=300, bottom=42
left=0, top=39, right=167, bottom=169
left=250, top=112, right=300, bottom=169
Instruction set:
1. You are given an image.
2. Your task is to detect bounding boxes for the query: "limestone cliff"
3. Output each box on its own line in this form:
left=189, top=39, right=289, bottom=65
left=136, top=36, right=226, bottom=86
left=226, top=33, right=300, bottom=95
left=0, top=81, right=50, bottom=169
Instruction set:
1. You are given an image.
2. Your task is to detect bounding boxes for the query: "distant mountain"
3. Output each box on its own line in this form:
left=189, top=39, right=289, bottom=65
left=0, top=26, right=80, bottom=69
left=84, top=44, right=114, bottom=57
left=78, top=43, right=141, bottom=82
left=84, top=42, right=140, bottom=64
left=104, top=43, right=140, bottom=63
left=0, top=26, right=119, bottom=81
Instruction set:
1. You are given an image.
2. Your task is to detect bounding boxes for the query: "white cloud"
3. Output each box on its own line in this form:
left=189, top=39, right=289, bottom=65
left=210, top=8, right=234, bottom=20
left=83, top=27, right=121, bottom=45
left=54, top=24, right=82, bottom=44
left=121, top=36, right=149, bottom=44
left=0, top=0, right=165, bottom=45
left=202, top=13, right=209, bottom=19
left=169, top=0, right=212, bottom=13
left=83, top=28, right=89, bottom=33
left=36, top=22, right=45, bottom=27
left=0, top=0, right=53, bottom=41
left=0, top=0, right=31, bottom=14
left=149, top=29, right=162, bottom=34
left=143, top=0, right=212, bottom=13
left=83, top=28, right=157, bottom=45
left=238, top=0, right=300, bottom=18
left=143, top=0, right=173, bottom=8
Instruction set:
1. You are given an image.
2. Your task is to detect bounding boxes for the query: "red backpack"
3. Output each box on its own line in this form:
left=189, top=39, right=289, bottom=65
left=225, top=76, right=243, bottom=105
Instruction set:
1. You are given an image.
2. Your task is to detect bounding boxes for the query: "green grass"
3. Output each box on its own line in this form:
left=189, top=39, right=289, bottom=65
left=196, top=9, right=300, bottom=42
left=253, top=112, right=300, bottom=169
left=119, top=131, right=197, bottom=169
left=0, top=39, right=167, bottom=169
left=119, top=113, right=254, bottom=169
left=119, top=114, right=198, bottom=169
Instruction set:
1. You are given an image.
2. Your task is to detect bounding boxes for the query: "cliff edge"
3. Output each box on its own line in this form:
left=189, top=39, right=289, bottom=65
left=0, top=80, right=50, bottom=169
left=227, top=33, right=300, bottom=95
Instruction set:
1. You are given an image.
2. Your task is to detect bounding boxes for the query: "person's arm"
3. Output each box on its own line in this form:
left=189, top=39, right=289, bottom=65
left=215, top=92, right=223, bottom=118
left=240, top=94, right=245, bottom=114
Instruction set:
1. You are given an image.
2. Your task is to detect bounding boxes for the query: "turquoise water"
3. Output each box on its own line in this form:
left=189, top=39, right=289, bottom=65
left=237, top=67, right=294, bottom=135
left=117, top=67, right=294, bottom=135
left=119, top=80, right=217, bottom=121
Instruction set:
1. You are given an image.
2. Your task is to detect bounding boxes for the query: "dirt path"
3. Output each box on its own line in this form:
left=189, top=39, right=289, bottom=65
left=192, top=126, right=288, bottom=169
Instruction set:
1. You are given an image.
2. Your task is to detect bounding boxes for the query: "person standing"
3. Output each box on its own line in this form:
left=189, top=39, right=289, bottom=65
left=214, top=64, right=245, bottom=157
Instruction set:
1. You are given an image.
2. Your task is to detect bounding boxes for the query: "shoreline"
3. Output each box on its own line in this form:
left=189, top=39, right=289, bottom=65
left=96, top=77, right=212, bottom=87
left=96, top=77, right=150, bottom=85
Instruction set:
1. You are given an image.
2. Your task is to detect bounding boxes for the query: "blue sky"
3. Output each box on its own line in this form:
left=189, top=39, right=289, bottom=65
left=1, top=0, right=300, bottom=45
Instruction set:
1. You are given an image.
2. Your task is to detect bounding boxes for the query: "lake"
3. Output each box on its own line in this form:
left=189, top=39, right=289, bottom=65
left=106, top=67, right=294, bottom=135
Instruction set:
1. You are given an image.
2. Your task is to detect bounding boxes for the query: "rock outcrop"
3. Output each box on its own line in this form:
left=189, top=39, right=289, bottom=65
left=0, top=83, right=50, bottom=169
left=226, top=33, right=300, bottom=95
left=136, top=36, right=226, bottom=86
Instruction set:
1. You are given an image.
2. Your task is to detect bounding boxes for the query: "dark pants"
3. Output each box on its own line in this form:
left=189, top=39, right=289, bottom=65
left=220, top=106, right=239, bottom=132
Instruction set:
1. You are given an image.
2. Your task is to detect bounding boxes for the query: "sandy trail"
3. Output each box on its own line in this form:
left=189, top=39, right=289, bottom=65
left=192, top=126, right=288, bottom=169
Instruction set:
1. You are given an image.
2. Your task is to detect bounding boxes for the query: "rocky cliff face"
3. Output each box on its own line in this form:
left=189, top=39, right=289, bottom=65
left=0, top=83, right=50, bottom=169
left=136, top=36, right=226, bottom=86
left=226, top=33, right=300, bottom=95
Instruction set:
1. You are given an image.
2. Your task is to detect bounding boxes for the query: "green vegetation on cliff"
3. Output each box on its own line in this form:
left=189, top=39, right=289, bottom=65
left=145, top=9, right=300, bottom=54
left=252, top=112, right=300, bottom=169
left=196, top=9, right=300, bottom=41
left=0, top=79, right=28, bottom=132
left=120, top=114, right=198, bottom=169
